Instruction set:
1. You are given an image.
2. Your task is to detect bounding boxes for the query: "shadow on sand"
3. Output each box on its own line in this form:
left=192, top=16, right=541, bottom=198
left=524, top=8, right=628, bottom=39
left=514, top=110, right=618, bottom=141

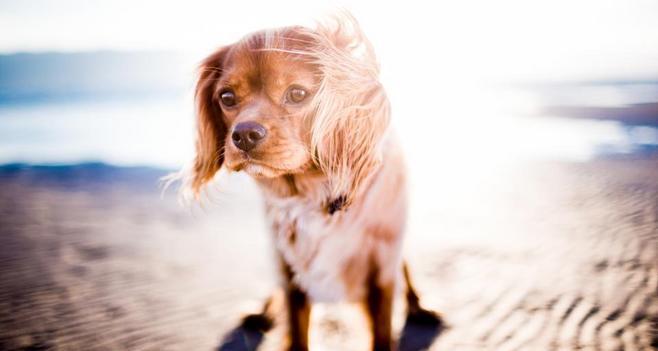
left=216, top=314, right=272, bottom=351
left=397, top=310, right=446, bottom=351
left=216, top=311, right=445, bottom=351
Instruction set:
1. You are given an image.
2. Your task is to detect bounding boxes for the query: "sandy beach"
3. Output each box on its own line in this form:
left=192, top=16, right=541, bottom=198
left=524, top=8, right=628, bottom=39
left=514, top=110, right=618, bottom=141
left=0, top=157, right=656, bottom=350
left=2, top=1, right=658, bottom=350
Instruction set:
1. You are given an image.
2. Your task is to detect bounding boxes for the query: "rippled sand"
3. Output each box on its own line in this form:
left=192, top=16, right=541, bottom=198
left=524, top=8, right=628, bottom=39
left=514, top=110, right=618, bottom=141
left=0, top=158, right=656, bottom=350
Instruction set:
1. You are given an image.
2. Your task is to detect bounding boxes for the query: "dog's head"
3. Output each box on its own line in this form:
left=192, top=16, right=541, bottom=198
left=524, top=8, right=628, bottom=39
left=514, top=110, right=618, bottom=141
left=190, top=15, right=390, bottom=207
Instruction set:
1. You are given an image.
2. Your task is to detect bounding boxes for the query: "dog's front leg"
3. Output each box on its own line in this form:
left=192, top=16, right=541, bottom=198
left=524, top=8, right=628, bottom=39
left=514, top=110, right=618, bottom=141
left=281, top=260, right=311, bottom=351
left=365, top=267, right=394, bottom=351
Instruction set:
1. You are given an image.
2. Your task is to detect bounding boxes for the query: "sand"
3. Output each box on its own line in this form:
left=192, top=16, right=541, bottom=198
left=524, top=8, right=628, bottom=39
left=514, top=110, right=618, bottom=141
left=0, top=158, right=656, bottom=350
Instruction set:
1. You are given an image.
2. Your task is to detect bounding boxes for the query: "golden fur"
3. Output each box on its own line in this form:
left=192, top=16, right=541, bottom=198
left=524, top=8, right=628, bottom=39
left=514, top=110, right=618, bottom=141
left=188, top=15, right=389, bottom=208
left=177, top=13, right=438, bottom=351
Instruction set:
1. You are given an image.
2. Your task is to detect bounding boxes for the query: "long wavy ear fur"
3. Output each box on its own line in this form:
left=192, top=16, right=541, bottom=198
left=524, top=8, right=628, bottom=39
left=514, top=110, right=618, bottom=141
left=309, top=13, right=391, bottom=207
left=190, top=47, right=230, bottom=197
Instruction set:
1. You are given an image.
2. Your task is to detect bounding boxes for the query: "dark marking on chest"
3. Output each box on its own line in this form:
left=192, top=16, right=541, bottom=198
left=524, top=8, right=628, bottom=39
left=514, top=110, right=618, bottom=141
left=288, top=219, right=297, bottom=245
left=284, top=174, right=299, bottom=196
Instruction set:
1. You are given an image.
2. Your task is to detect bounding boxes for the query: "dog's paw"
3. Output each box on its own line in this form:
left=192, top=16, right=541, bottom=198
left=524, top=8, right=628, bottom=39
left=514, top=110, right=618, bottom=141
left=407, top=307, right=443, bottom=327
left=240, top=313, right=274, bottom=333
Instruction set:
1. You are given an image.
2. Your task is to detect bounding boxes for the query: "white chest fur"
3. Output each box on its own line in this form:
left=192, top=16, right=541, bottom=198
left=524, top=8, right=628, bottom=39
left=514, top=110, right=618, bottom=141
left=262, top=153, right=407, bottom=302
left=266, top=198, right=369, bottom=302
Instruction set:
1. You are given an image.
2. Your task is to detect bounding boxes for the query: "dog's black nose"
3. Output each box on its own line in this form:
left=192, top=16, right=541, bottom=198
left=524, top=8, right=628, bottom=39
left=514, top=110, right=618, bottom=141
left=232, top=121, right=267, bottom=152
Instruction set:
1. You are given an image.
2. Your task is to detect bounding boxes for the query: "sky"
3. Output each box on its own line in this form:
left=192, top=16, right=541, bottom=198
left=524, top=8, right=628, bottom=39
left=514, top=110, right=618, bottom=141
left=1, top=0, right=657, bottom=169
left=1, top=0, right=658, bottom=83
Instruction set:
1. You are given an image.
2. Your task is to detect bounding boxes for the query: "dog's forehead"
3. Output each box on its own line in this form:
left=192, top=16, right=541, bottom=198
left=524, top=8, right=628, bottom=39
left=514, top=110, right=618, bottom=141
left=221, top=30, right=318, bottom=89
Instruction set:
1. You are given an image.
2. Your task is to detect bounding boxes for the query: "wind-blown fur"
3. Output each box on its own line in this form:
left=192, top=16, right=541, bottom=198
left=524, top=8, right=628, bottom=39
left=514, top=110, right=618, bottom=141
left=177, top=12, right=439, bottom=351
left=307, top=15, right=391, bottom=207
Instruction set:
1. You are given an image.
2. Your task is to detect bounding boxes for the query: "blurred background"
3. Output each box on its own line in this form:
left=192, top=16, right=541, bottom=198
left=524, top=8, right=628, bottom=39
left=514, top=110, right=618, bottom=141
left=0, top=1, right=656, bottom=350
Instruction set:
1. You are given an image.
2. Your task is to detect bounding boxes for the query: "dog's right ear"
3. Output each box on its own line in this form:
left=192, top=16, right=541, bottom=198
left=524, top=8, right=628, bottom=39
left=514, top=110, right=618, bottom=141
left=190, top=47, right=230, bottom=196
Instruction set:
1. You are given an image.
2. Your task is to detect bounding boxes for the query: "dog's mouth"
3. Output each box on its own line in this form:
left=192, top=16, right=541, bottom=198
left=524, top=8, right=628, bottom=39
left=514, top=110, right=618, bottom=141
left=225, top=145, right=314, bottom=178
left=227, top=155, right=291, bottom=178
left=229, top=157, right=315, bottom=179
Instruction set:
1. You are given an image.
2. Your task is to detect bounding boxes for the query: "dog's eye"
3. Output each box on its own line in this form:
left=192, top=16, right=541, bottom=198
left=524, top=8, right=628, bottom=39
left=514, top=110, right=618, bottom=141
left=219, top=90, right=237, bottom=107
left=285, top=86, right=308, bottom=104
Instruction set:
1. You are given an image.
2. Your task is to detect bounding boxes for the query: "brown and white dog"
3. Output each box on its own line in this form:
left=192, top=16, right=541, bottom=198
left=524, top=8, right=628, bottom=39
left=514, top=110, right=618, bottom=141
left=184, top=14, right=439, bottom=351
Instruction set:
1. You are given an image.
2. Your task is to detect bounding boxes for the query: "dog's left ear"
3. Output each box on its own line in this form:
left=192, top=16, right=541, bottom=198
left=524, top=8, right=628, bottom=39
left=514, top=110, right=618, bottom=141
left=309, top=14, right=391, bottom=209
left=190, top=46, right=230, bottom=196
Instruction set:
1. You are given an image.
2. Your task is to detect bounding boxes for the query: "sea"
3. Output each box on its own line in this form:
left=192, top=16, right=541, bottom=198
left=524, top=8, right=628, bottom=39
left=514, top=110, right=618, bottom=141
left=0, top=51, right=657, bottom=170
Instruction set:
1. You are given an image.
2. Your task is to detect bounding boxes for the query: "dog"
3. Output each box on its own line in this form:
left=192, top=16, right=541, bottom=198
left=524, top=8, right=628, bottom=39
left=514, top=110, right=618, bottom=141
left=184, top=14, right=439, bottom=351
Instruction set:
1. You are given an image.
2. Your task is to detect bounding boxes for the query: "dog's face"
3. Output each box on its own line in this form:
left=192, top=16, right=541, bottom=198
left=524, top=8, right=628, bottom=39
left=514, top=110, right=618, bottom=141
left=216, top=30, right=319, bottom=178
left=190, top=19, right=391, bottom=206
